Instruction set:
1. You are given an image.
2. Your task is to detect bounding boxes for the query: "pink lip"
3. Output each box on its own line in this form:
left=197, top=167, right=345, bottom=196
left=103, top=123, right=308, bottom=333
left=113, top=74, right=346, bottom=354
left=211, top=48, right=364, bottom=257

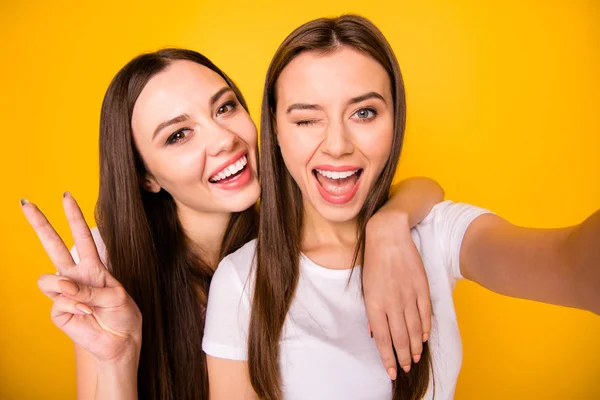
left=212, top=163, right=252, bottom=190
left=313, top=169, right=362, bottom=205
left=312, top=164, right=360, bottom=172
left=208, top=150, right=247, bottom=180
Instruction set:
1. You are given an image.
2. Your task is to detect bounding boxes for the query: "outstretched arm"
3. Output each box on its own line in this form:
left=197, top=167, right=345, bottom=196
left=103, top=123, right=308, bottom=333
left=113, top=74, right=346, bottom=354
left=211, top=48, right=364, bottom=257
left=461, top=209, right=600, bottom=314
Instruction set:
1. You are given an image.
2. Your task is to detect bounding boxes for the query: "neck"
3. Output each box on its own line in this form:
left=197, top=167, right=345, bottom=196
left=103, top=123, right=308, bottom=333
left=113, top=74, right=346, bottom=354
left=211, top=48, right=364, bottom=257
left=175, top=201, right=231, bottom=268
left=301, top=198, right=360, bottom=269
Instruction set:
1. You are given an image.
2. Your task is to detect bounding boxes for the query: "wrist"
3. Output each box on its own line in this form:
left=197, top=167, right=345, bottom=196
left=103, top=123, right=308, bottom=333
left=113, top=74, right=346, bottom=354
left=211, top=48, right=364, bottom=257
left=368, top=208, right=411, bottom=235
left=95, top=340, right=141, bottom=371
left=95, top=350, right=139, bottom=400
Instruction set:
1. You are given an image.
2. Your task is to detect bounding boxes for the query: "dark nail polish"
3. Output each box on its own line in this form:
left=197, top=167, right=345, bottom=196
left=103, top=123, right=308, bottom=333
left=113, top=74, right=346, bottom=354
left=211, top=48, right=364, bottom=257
left=20, top=198, right=29, bottom=206
left=63, top=191, right=70, bottom=198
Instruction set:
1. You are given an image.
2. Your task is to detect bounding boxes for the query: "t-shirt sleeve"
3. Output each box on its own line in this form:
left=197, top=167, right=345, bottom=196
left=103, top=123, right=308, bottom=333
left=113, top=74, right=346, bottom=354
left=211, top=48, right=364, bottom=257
left=432, top=201, right=492, bottom=281
left=69, top=227, right=108, bottom=266
left=202, top=257, right=251, bottom=361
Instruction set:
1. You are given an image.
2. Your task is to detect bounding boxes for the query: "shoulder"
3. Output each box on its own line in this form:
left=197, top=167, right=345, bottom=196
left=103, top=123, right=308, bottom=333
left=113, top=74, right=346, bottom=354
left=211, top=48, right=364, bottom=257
left=209, top=240, right=256, bottom=303
left=203, top=240, right=256, bottom=361
left=211, top=239, right=256, bottom=288
left=417, top=201, right=490, bottom=229
left=412, top=200, right=492, bottom=280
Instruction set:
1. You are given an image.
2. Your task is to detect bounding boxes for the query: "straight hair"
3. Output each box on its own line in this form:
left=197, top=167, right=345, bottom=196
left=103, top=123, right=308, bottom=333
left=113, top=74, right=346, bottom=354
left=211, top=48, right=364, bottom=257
left=248, top=15, right=431, bottom=400
left=96, top=48, right=258, bottom=399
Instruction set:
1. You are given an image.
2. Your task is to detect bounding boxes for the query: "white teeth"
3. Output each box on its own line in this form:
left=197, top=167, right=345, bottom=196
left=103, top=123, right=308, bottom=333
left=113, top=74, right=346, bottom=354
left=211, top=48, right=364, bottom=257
left=315, top=169, right=359, bottom=180
left=210, top=155, right=248, bottom=182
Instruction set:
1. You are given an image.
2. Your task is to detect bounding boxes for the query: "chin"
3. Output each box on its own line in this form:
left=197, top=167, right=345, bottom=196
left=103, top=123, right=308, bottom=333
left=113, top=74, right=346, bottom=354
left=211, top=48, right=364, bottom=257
left=311, top=196, right=364, bottom=223
left=226, top=186, right=260, bottom=213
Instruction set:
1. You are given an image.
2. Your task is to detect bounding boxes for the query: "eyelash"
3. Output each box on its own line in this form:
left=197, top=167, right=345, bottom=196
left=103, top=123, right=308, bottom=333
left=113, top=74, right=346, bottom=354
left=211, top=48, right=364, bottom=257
left=295, top=107, right=378, bottom=127
left=164, top=101, right=239, bottom=146
left=166, top=128, right=192, bottom=145
left=217, top=100, right=238, bottom=116
left=352, top=107, right=378, bottom=121
left=296, top=119, right=318, bottom=127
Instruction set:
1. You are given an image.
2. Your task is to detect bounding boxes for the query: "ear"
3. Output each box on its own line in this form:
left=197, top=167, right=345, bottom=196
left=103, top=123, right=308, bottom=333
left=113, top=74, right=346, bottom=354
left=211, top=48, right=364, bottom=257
left=140, top=173, right=161, bottom=193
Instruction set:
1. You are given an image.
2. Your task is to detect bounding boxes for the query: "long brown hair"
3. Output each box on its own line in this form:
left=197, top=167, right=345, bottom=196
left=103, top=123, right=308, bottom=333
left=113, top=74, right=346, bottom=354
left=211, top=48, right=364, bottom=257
left=95, top=48, right=258, bottom=400
left=249, top=15, right=431, bottom=400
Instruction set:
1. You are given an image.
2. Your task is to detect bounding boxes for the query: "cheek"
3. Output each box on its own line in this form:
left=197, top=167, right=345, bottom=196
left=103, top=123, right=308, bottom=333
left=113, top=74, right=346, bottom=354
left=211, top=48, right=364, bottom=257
left=278, top=130, right=316, bottom=177
left=154, top=149, right=207, bottom=190
left=358, top=121, right=394, bottom=169
left=234, top=114, right=258, bottom=147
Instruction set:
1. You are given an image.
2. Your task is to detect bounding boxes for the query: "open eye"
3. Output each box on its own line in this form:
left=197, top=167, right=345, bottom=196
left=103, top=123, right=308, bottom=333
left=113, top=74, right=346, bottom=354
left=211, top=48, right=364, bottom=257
left=352, top=107, right=377, bottom=121
left=217, top=100, right=238, bottom=116
left=166, top=128, right=192, bottom=145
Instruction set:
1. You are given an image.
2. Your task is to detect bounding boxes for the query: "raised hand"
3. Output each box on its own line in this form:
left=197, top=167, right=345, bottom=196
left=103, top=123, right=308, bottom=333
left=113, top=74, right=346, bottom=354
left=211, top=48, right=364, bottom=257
left=22, top=193, right=142, bottom=363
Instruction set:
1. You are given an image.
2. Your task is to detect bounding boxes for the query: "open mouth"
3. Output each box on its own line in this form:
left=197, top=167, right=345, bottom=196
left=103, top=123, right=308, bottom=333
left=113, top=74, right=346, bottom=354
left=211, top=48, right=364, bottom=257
left=312, top=167, right=363, bottom=204
left=209, top=154, right=248, bottom=184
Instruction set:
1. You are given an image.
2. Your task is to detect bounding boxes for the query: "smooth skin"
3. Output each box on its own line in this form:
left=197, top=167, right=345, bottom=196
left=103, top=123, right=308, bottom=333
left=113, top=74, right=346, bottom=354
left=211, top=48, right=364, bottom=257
left=206, top=46, right=600, bottom=399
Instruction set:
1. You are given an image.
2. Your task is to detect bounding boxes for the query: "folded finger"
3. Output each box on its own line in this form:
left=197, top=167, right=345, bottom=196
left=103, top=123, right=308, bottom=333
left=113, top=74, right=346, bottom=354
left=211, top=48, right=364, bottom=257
left=37, top=273, right=67, bottom=300
left=51, top=296, right=93, bottom=328
left=57, top=280, right=128, bottom=309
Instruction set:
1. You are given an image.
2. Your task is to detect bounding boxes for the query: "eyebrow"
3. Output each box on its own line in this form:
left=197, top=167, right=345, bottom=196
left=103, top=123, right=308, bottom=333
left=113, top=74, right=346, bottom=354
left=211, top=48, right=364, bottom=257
left=348, top=91, right=386, bottom=105
left=286, top=103, right=323, bottom=114
left=152, top=114, right=190, bottom=140
left=152, top=87, right=234, bottom=140
left=285, top=91, right=386, bottom=114
left=210, top=87, right=233, bottom=108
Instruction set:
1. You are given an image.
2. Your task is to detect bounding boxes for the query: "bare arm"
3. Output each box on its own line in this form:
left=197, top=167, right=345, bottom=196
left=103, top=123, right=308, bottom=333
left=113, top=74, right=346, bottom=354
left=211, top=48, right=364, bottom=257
left=75, top=345, right=139, bottom=400
left=383, top=176, right=445, bottom=227
left=364, top=176, right=444, bottom=377
left=461, top=209, right=600, bottom=314
left=207, top=356, right=257, bottom=400
left=75, top=345, right=97, bottom=399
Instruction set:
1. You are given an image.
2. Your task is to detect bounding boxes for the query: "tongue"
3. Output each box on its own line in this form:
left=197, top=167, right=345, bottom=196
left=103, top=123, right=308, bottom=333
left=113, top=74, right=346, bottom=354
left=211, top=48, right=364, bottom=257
left=316, top=173, right=358, bottom=195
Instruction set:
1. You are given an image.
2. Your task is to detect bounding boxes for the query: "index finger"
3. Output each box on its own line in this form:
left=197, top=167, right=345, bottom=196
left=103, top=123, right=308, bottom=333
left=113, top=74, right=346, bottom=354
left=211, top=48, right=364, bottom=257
left=62, top=192, right=100, bottom=264
left=21, top=200, right=75, bottom=274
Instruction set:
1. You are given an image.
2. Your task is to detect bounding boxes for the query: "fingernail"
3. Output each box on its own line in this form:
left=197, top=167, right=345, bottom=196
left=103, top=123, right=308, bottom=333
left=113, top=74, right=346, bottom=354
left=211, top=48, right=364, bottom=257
left=423, top=332, right=429, bottom=342
left=387, top=367, right=397, bottom=381
left=413, top=354, right=421, bottom=363
left=402, top=364, right=411, bottom=374
left=20, top=198, right=29, bottom=206
left=58, top=280, right=79, bottom=296
left=75, top=303, right=93, bottom=315
left=370, top=330, right=373, bottom=339
left=63, top=191, right=70, bottom=198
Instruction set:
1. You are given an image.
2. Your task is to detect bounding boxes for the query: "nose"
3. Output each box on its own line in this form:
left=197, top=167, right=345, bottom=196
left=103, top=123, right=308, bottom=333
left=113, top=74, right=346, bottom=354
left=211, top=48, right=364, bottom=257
left=321, top=120, right=354, bottom=158
left=206, top=122, right=239, bottom=157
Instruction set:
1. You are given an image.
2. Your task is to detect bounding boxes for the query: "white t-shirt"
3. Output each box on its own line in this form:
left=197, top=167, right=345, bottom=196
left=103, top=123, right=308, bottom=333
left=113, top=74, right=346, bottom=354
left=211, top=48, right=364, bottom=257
left=203, top=201, right=490, bottom=400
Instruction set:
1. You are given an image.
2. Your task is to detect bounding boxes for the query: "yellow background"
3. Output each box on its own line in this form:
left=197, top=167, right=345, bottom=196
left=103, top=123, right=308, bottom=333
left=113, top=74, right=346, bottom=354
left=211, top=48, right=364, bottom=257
left=1, top=0, right=598, bottom=398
